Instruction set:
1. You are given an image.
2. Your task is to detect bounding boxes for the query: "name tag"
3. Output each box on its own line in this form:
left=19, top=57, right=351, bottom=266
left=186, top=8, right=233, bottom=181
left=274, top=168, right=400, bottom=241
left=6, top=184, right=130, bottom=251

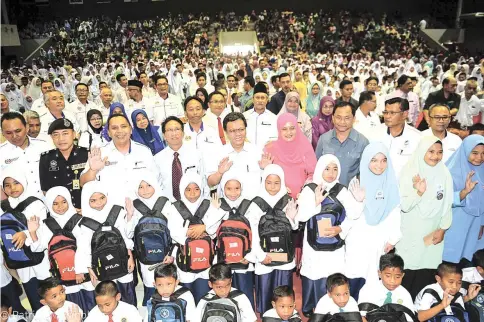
left=71, top=163, right=86, bottom=170
left=105, top=161, right=118, bottom=166
left=4, top=157, right=19, bottom=164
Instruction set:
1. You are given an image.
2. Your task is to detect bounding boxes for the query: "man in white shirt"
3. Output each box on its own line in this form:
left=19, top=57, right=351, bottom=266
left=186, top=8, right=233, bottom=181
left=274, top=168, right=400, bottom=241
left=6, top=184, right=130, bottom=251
left=377, top=97, right=421, bottom=178
left=422, top=104, right=462, bottom=162
left=31, top=80, right=54, bottom=113
left=243, top=82, right=278, bottom=149
left=139, top=72, right=156, bottom=98
left=189, top=72, right=215, bottom=96
left=455, top=80, right=482, bottom=127
left=155, top=116, right=204, bottom=201
left=114, top=73, right=129, bottom=105
left=353, top=91, right=381, bottom=140
left=183, top=96, right=222, bottom=151
left=38, top=91, right=80, bottom=137
left=96, top=87, right=114, bottom=121
left=125, top=79, right=154, bottom=123
left=66, top=82, right=99, bottom=132
left=152, top=76, right=185, bottom=126
left=203, top=91, right=230, bottom=145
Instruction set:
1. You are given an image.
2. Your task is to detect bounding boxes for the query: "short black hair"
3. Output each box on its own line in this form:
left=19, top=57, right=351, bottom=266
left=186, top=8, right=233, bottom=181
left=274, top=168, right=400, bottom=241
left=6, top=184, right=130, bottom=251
left=196, top=72, right=207, bottom=81
left=41, top=80, right=54, bottom=88
left=365, top=76, right=379, bottom=85
left=209, top=263, right=232, bottom=282
left=279, top=73, right=291, bottom=81
left=154, top=263, right=178, bottom=280
left=272, top=285, right=295, bottom=302
left=37, top=277, right=62, bottom=299
left=183, top=96, right=204, bottom=111
left=116, top=73, right=126, bottom=82
left=139, top=71, right=147, bottom=78
left=472, top=249, right=484, bottom=269
left=155, top=75, right=169, bottom=85
left=270, top=75, right=279, bottom=83
left=227, top=75, right=236, bottom=81
left=379, top=253, right=405, bottom=272
left=107, top=113, right=130, bottom=130
left=397, top=75, right=411, bottom=87
left=1, top=295, right=11, bottom=310
left=333, top=101, right=356, bottom=116
left=75, top=82, right=88, bottom=91
left=442, top=77, right=454, bottom=86
left=358, top=91, right=376, bottom=106
left=161, top=116, right=184, bottom=134
left=99, top=81, right=107, bottom=87
left=244, top=76, right=255, bottom=88
left=339, top=79, right=353, bottom=90
left=437, top=262, right=462, bottom=279
left=1, top=112, right=27, bottom=127
left=235, top=70, right=245, bottom=78
left=469, top=123, right=484, bottom=135
left=384, top=97, right=410, bottom=112
left=222, top=112, right=247, bottom=131
left=208, top=91, right=224, bottom=102
left=326, top=273, right=349, bottom=292
left=95, top=280, right=119, bottom=297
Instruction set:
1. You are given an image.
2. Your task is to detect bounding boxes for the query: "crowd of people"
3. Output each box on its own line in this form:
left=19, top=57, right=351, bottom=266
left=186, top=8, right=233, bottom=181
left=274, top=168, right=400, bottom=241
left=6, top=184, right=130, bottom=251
left=1, top=7, right=484, bottom=322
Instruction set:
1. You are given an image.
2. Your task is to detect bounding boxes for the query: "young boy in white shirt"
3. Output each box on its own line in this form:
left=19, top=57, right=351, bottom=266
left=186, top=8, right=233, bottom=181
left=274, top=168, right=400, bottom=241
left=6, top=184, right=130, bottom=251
left=85, top=281, right=142, bottom=322
left=415, top=262, right=481, bottom=321
left=314, top=273, right=360, bottom=315
left=144, top=263, right=197, bottom=322
left=462, top=249, right=484, bottom=291
left=195, top=263, right=257, bottom=322
left=32, top=278, right=83, bottom=322
left=1, top=296, right=27, bottom=322
left=358, top=253, right=415, bottom=321
left=262, top=285, right=301, bottom=321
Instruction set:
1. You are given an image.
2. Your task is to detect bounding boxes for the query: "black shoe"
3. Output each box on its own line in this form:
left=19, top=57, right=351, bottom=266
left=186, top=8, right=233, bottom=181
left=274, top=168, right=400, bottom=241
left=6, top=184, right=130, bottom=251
left=303, top=311, right=313, bottom=318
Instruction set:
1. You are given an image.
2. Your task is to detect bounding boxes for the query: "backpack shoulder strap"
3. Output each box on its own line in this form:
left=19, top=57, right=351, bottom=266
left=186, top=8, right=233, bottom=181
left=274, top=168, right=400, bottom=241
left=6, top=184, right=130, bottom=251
left=251, top=196, right=271, bottom=213
left=14, top=196, right=41, bottom=213
left=171, top=286, right=189, bottom=300
left=305, top=183, right=318, bottom=192
left=422, top=288, right=442, bottom=302
left=382, top=303, right=418, bottom=321
left=63, top=214, right=83, bottom=232
left=451, top=292, right=463, bottom=304
left=173, top=201, right=192, bottom=222
left=44, top=217, right=62, bottom=232
left=329, top=183, right=345, bottom=196
left=334, top=312, right=362, bottom=321
left=133, top=199, right=151, bottom=216
left=152, top=196, right=169, bottom=215
left=79, top=217, right=102, bottom=231
left=219, top=198, right=231, bottom=212
left=105, top=205, right=123, bottom=226
left=358, top=302, right=380, bottom=312
left=308, top=313, right=334, bottom=322
left=1, top=199, right=12, bottom=212
left=194, top=199, right=210, bottom=220
left=262, top=318, right=282, bottom=322
left=274, top=194, right=291, bottom=210
left=228, top=289, right=244, bottom=299
left=238, top=199, right=252, bottom=216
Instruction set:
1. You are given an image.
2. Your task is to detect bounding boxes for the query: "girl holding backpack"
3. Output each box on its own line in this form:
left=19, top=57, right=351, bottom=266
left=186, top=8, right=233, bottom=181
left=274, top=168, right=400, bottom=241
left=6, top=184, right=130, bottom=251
left=297, top=154, right=364, bottom=316
left=0, top=167, right=50, bottom=312
left=28, top=186, right=96, bottom=313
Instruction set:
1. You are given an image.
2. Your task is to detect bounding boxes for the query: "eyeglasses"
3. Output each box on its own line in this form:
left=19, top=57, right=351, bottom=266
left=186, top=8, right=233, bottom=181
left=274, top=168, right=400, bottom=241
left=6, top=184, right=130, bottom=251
left=76, top=89, right=88, bottom=93
left=165, top=128, right=182, bottom=133
left=382, top=111, right=404, bottom=116
left=210, top=100, right=225, bottom=104
left=227, top=128, right=245, bottom=135
left=90, top=117, right=102, bottom=121
left=429, top=115, right=451, bottom=121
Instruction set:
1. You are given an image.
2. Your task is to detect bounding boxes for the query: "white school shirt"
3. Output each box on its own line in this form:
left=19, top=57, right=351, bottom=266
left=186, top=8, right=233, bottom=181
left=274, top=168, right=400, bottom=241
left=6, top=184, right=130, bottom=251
left=358, top=281, right=415, bottom=321
left=245, top=201, right=299, bottom=275
left=38, top=109, right=80, bottom=136
left=125, top=97, right=154, bottom=122
left=0, top=199, right=51, bottom=283
left=66, top=99, right=99, bottom=132
left=81, top=140, right=160, bottom=204
left=421, top=129, right=462, bottom=163
left=262, top=308, right=300, bottom=320
left=32, top=300, right=83, bottom=322
left=460, top=267, right=484, bottom=296
left=296, top=185, right=363, bottom=280
left=194, top=288, right=257, bottom=322
left=183, top=122, right=223, bottom=151
left=143, top=285, right=196, bottom=320
left=30, top=215, right=94, bottom=294
left=204, top=142, right=263, bottom=199
left=375, top=124, right=421, bottom=178
left=0, top=137, right=49, bottom=199
left=85, top=300, right=142, bottom=322
left=243, top=108, right=278, bottom=150
left=152, top=94, right=184, bottom=126
left=0, top=254, right=12, bottom=287
left=154, top=144, right=205, bottom=202
left=414, top=283, right=465, bottom=315
left=314, top=294, right=360, bottom=315
left=353, top=108, right=381, bottom=141
left=96, top=104, right=111, bottom=121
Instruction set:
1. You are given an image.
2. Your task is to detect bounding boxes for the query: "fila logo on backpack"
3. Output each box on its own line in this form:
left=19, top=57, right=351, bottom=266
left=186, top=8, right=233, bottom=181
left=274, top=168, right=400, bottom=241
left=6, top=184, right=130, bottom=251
left=0, top=197, right=45, bottom=269
left=80, top=205, right=129, bottom=280
left=201, top=290, right=243, bottom=322
left=147, top=287, right=189, bottom=322
left=133, top=197, right=172, bottom=265
left=216, top=199, right=252, bottom=269
left=45, top=214, right=83, bottom=285
left=305, top=183, right=346, bottom=251
left=174, top=200, right=214, bottom=273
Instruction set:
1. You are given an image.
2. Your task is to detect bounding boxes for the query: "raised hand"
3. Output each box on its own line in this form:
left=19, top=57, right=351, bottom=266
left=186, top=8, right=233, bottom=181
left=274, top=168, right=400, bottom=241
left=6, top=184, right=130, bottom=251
left=412, top=175, right=427, bottom=196
left=441, top=288, right=453, bottom=308
left=349, top=179, right=365, bottom=202
left=464, top=171, right=478, bottom=195
left=211, top=194, right=221, bottom=209
left=125, top=198, right=134, bottom=221
left=88, top=147, right=108, bottom=172
left=285, top=199, right=298, bottom=221
left=27, top=216, right=40, bottom=233
left=217, top=157, right=233, bottom=175
left=258, top=152, right=274, bottom=170
left=315, top=184, right=328, bottom=205
left=65, top=305, right=83, bottom=322
left=467, top=284, right=482, bottom=301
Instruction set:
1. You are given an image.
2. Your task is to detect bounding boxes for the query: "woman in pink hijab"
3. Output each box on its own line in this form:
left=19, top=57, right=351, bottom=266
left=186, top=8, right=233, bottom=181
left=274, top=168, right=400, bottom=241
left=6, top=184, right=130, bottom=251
left=264, top=113, right=317, bottom=199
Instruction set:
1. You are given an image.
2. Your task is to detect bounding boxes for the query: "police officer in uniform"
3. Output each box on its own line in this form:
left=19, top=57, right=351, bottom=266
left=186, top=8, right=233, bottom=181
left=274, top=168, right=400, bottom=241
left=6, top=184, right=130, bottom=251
left=39, top=118, right=88, bottom=211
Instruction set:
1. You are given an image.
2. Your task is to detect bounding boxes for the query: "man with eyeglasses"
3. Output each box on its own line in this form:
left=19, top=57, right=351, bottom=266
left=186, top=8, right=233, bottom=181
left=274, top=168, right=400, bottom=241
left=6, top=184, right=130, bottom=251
left=152, top=76, right=185, bottom=126
left=378, top=97, right=421, bottom=177
left=31, top=80, right=67, bottom=114
left=203, top=91, right=230, bottom=145
left=422, top=104, right=462, bottom=162
left=455, top=79, right=482, bottom=128
left=66, top=82, right=99, bottom=132
left=389, top=75, right=420, bottom=126
left=353, top=91, right=381, bottom=140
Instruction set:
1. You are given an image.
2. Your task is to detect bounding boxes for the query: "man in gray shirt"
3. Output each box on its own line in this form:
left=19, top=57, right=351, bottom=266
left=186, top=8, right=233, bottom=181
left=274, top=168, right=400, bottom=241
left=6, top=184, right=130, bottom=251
left=315, top=101, right=369, bottom=186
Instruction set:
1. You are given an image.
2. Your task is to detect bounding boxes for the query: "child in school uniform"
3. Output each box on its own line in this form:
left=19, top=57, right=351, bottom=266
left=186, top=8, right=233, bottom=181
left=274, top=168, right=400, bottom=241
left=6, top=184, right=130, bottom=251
left=168, top=173, right=221, bottom=303
left=0, top=255, right=26, bottom=315
left=31, top=277, right=83, bottom=322
left=85, top=280, right=142, bottom=322
left=415, top=262, right=480, bottom=321
left=462, top=249, right=484, bottom=290
left=129, top=171, right=176, bottom=305
left=78, top=181, right=137, bottom=306
left=144, top=263, right=196, bottom=322
left=28, top=186, right=96, bottom=314
left=314, top=273, right=360, bottom=315
left=1, top=296, right=27, bottom=322
left=358, top=253, right=415, bottom=321
left=297, top=154, right=363, bottom=316
left=195, top=263, right=257, bottom=322
left=245, top=164, right=298, bottom=314
left=262, top=285, right=301, bottom=321
left=1, top=167, right=51, bottom=312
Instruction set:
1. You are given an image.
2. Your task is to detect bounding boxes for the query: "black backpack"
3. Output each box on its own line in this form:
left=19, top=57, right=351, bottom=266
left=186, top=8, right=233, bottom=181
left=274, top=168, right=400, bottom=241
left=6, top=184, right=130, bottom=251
left=0, top=197, right=45, bottom=269
left=133, top=197, right=172, bottom=265
left=173, top=200, right=214, bottom=273
left=148, top=286, right=189, bottom=322
left=262, top=314, right=301, bottom=322
left=422, top=289, right=469, bottom=322
left=253, top=194, right=294, bottom=266
left=309, top=312, right=363, bottom=322
left=461, top=280, right=484, bottom=322
left=359, top=302, right=418, bottom=322
left=201, top=290, right=243, bottom=322
left=80, top=205, right=130, bottom=280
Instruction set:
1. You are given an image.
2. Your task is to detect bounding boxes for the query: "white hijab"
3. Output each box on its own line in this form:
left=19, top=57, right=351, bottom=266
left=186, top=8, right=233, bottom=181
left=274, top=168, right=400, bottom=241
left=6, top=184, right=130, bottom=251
left=1, top=167, right=30, bottom=209
left=179, top=172, right=204, bottom=215
left=259, top=164, right=288, bottom=208
left=220, top=170, right=245, bottom=209
left=313, top=154, right=341, bottom=190
left=45, top=186, right=77, bottom=227
left=81, top=181, right=115, bottom=222
left=132, top=170, right=163, bottom=209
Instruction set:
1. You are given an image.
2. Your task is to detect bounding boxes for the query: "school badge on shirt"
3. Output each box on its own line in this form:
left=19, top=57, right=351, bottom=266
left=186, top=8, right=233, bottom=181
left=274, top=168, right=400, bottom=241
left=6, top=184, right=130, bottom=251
left=375, top=190, right=384, bottom=200
left=436, top=184, right=444, bottom=200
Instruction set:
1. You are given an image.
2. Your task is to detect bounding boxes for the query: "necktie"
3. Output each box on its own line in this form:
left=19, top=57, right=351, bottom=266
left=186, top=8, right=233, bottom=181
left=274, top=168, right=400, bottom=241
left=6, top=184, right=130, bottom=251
left=339, top=308, right=344, bottom=313
left=51, top=314, right=58, bottom=322
left=172, top=152, right=182, bottom=200
left=108, top=313, right=114, bottom=322
left=383, top=291, right=392, bottom=304
left=217, top=117, right=226, bottom=145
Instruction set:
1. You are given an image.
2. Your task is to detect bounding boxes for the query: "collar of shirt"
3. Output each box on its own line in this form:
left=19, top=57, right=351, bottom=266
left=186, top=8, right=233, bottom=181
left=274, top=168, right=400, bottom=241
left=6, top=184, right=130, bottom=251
left=107, top=140, right=132, bottom=154
left=330, top=128, right=358, bottom=142
left=224, top=142, right=251, bottom=154
left=188, top=122, right=204, bottom=133
left=386, top=124, right=405, bottom=138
